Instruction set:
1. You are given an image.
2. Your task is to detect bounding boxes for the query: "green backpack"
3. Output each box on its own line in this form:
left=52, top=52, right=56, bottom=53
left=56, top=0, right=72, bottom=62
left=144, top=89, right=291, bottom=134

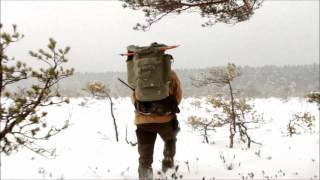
left=126, top=42, right=172, bottom=102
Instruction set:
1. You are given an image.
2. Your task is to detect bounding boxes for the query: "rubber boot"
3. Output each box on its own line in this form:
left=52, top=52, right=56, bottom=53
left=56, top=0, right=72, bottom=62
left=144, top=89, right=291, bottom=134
left=162, top=139, right=176, bottom=172
left=138, top=166, right=153, bottom=180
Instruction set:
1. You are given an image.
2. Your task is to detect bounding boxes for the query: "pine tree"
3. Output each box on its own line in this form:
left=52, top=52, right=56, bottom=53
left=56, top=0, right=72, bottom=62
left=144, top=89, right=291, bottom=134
left=0, top=24, right=74, bottom=157
left=191, top=63, right=262, bottom=148
left=121, top=0, right=263, bottom=30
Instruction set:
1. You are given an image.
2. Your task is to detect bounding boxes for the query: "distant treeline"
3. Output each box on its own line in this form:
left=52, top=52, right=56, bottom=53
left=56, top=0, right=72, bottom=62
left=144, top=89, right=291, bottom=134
left=10, top=64, right=320, bottom=98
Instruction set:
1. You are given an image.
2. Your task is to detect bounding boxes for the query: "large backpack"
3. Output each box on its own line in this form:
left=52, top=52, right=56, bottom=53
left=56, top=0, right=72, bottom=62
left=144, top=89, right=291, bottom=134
left=126, top=42, right=172, bottom=102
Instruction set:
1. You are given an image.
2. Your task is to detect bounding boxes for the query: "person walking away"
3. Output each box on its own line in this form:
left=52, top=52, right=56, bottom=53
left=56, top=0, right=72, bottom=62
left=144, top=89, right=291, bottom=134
left=123, top=42, right=182, bottom=180
left=132, top=70, right=182, bottom=179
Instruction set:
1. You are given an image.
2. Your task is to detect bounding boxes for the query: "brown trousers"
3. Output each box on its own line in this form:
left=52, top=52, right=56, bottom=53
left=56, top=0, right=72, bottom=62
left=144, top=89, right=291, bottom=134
left=135, top=117, right=180, bottom=169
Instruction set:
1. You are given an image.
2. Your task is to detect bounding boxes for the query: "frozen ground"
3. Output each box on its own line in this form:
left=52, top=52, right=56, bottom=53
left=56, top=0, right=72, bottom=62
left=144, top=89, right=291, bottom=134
left=1, top=97, right=319, bottom=180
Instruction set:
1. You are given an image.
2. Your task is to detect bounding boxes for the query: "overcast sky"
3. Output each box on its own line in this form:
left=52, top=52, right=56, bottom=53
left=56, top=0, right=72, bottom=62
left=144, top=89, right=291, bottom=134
left=1, top=0, right=319, bottom=72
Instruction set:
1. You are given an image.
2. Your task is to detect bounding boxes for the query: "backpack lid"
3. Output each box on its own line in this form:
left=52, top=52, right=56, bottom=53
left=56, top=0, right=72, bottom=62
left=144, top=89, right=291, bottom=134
left=127, top=42, right=167, bottom=55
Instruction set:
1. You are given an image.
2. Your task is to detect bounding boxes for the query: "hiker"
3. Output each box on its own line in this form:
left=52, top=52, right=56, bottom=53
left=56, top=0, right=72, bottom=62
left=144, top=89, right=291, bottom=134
left=123, top=43, right=182, bottom=180
left=133, top=70, right=182, bottom=179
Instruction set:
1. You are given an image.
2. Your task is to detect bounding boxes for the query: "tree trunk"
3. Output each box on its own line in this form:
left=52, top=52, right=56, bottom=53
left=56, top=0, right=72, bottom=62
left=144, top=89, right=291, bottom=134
left=107, top=94, right=119, bottom=142
left=229, top=128, right=235, bottom=148
left=0, top=43, right=3, bottom=120
left=228, top=81, right=236, bottom=148
left=204, top=126, right=209, bottom=144
left=228, top=81, right=236, bottom=132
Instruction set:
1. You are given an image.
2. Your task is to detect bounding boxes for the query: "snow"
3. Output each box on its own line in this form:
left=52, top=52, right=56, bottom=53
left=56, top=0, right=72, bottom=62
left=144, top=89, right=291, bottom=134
left=1, top=97, right=319, bottom=180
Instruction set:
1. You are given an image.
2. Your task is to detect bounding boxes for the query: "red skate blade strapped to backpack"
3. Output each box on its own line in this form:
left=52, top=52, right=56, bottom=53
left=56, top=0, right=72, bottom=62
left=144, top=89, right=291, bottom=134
left=120, top=45, right=179, bottom=56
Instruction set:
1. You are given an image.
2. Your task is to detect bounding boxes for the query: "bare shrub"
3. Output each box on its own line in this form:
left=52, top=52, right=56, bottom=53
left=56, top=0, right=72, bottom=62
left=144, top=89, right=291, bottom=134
left=287, top=112, right=315, bottom=137
left=85, top=81, right=119, bottom=142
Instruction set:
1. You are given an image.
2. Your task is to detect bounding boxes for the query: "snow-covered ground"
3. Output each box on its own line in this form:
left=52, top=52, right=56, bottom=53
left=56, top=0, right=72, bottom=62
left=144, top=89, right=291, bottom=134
left=1, top=97, right=319, bottom=180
